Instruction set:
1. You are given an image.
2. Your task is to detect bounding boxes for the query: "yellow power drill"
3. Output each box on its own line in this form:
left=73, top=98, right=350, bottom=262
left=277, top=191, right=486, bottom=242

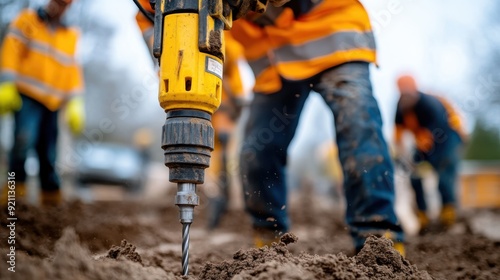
left=133, top=0, right=269, bottom=276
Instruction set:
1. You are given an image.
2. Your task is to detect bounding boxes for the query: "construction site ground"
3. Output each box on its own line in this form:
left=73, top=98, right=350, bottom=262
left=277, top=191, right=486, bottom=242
left=0, top=183, right=499, bottom=280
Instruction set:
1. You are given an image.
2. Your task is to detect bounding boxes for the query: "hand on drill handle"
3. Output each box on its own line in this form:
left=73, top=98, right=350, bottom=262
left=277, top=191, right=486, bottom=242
left=227, top=0, right=290, bottom=20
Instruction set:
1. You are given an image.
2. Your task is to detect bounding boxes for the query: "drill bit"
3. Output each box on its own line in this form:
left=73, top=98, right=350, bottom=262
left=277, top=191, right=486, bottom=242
left=181, top=223, right=190, bottom=275
left=175, top=182, right=198, bottom=276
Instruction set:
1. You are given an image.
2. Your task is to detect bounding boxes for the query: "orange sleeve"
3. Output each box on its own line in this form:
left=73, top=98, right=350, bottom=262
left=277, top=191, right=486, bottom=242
left=135, top=0, right=154, bottom=33
left=394, top=125, right=405, bottom=145
left=436, top=96, right=467, bottom=141
left=223, top=32, right=245, bottom=98
left=0, top=12, right=30, bottom=82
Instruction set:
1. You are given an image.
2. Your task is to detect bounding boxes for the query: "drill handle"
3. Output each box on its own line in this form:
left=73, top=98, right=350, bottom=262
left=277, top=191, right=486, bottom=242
left=152, top=0, right=163, bottom=60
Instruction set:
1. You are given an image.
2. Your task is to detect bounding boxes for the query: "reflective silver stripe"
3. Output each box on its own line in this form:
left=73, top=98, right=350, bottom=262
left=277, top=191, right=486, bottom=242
left=30, top=40, right=75, bottom=66
left=248, top=31, right=375, bottom=77
left=6, top=28, right=29, bottom=44
left=17, top=74, right=81, bottom=98
left=8, top=27, right=76, bottom=66
left=248, top=55, right=271, bottom=77
left=274, top=31, right=376, bottom=63
left=0, top=70, right=16, bottom=83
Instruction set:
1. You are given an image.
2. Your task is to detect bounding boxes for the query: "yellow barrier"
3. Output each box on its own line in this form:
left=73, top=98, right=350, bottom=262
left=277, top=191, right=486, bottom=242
left=460, top=162, right=500, bottom=208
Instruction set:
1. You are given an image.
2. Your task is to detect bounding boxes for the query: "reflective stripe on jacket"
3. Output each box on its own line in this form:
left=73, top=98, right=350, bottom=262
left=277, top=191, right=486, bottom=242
left=230, top=0, right=376, bottom=94
left=0, top=9, right=83, bottom=111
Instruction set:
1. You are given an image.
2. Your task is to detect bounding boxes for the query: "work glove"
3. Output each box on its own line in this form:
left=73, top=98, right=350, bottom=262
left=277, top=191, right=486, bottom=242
left=65, top=96, right=85, bottom=135
left=0, top=82, right=22, bottom=115
left=227, top=0, right=289, bottom=20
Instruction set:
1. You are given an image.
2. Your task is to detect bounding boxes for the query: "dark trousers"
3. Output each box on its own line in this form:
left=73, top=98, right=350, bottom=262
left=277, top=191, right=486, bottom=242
left=411, top=130, right=463, bottom=211
left=10, top=95, right=60, bottom=191
left=240, top=62, right=404, bottom=249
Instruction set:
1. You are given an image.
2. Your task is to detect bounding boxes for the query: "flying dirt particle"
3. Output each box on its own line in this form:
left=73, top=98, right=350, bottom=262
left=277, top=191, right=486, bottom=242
left=266, top=217, right=276, bottom=222
left=281, top=205, right=286, bottom=210
left=280, top=233, right=298, bottom=245
left=107, top=240, right=143, bottom=265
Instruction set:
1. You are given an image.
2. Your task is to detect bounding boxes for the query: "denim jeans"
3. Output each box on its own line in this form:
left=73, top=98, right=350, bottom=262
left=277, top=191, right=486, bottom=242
left=240, top=62, right=404, bottom=249
left=10, top=95, right=60, bottom=191
left=411, top=130, right=463, bottom=211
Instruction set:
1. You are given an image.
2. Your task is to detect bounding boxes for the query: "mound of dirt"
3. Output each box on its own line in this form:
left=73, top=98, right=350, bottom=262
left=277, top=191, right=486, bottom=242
left=200, top=233, right=432, bottom=280
left=1, top=199, right=499, bottom=279
left=5, top=228, right=174, bottom=280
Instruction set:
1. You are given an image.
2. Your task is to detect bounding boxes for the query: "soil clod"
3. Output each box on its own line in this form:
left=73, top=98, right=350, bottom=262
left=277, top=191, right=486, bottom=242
left=107, top=240, right=143, bottom=264
left=280, top=232, right=298, bottom=245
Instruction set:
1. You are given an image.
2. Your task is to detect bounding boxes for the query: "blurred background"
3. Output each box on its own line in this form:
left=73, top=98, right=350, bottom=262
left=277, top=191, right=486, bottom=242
left=0, top=0, right=499, bottom=236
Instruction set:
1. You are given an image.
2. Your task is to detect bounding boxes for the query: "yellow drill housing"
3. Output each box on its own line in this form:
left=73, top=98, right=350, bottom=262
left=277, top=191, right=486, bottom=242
left=156, top=0, right=234, bottom=114
left=153, top=0, right=233, bottom=184
left=159, top=12, right=223, bottom=114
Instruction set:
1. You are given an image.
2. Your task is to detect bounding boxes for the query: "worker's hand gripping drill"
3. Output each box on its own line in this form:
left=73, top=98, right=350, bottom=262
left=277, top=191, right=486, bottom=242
left=136, top=0, right=271, bottom=276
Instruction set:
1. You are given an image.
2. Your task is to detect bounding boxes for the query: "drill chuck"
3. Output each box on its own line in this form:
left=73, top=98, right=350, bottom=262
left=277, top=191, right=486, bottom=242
left=162, top=110, right=214, bottom=184
left=175, top=183, right=199, bottom=224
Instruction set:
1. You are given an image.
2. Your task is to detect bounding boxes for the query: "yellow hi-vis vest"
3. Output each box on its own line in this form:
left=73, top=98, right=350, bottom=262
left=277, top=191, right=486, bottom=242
left=0, top=9, right=83, bottom=111
left=230, top=0, right=376, bottom=94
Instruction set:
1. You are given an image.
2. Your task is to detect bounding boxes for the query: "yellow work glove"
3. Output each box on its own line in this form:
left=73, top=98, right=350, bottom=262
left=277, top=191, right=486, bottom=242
left=0, top=82, right=22, bottom=115
left=65, top=96, right=85, bottom=135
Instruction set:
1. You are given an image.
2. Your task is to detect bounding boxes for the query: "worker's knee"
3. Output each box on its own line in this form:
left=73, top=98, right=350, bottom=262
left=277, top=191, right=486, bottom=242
left=316, top=62, right=372, bottom=98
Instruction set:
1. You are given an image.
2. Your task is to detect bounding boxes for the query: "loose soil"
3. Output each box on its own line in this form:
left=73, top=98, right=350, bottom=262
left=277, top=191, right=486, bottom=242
left=0, top=198, right=499, bottom=279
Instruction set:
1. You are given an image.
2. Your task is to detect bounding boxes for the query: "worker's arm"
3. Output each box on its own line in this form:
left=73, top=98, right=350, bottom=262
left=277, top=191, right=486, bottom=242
left=0, top=13, right=29, bottom=82
left=435, top=95, right=468, bottom=142
left=135, top=0, right=155, bottom=56
left=0, top=12, right=30, bottom=114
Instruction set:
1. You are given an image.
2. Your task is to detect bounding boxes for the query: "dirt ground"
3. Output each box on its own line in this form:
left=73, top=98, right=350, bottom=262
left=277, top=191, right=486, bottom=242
left=0, top=195, right=499, bottom=280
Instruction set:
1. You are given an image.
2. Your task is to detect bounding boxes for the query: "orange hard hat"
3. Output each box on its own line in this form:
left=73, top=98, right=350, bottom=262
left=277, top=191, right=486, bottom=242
left=397, top=75, right=418, bottom=95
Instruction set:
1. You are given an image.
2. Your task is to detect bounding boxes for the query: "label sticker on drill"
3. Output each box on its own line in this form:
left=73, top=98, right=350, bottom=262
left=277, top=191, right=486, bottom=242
left=206, top=57, right=223, bottom=79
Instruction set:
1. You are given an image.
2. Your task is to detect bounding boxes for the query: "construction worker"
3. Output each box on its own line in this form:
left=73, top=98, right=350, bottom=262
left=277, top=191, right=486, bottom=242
left=231, top=0, right=405, bottom=254
left=394, top=75, right=466, bottom=232
left=134, top=0, right=249, bottom=228
left=0, top=0, right=84, bottom=206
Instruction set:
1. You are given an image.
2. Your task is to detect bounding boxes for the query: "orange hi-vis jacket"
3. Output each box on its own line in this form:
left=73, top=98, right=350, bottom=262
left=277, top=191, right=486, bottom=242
left=135, top=0, right=154, bottom=47
left=230, top=0, right=376, bottom=94
left=0, top=8, right=83, bottom=111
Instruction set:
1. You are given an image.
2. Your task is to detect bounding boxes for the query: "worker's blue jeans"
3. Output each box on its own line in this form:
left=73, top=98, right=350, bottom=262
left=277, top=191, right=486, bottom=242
left=410, top=130, right=463, bottom=211
left=9, top=95, right=60, bottom=191
left=240, top=62, right=404, bottom=249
